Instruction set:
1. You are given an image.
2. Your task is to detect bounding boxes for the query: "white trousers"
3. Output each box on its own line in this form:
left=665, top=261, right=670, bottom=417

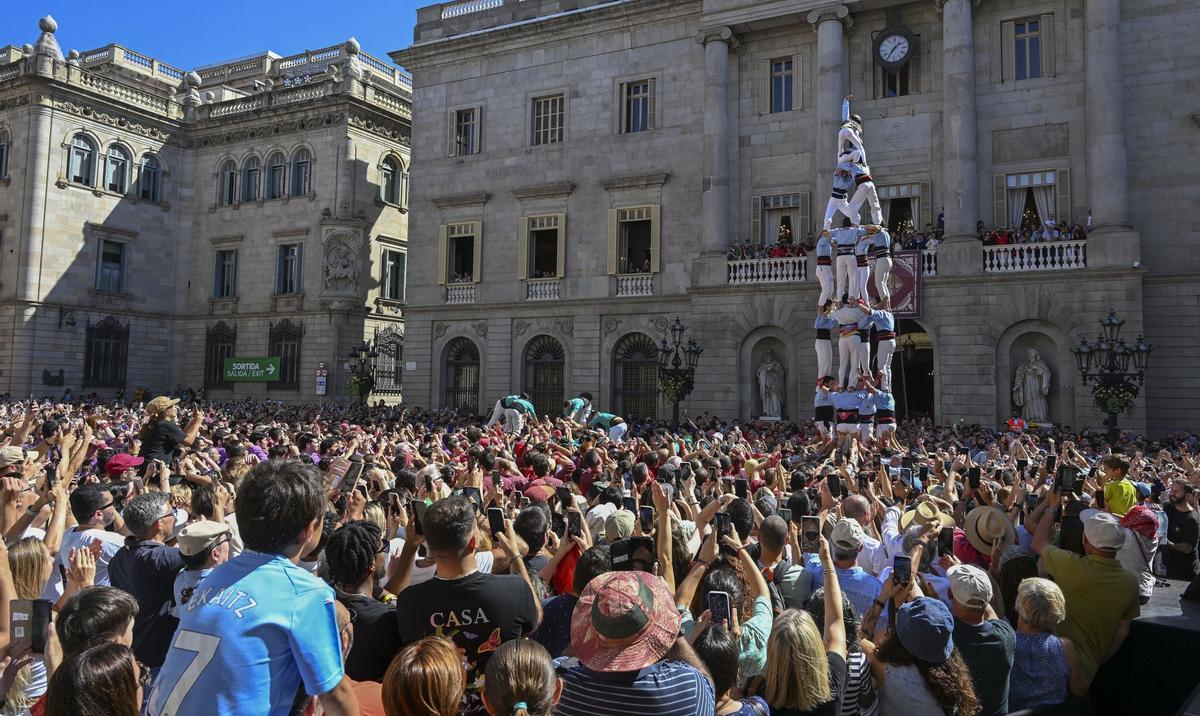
left=835, top=255, right=857, bottom=303
left=609, top=422, right=628, bottom=443
left=855, top=265, right=870, bottom=302
left=873, top=256, right=893, bottom=302
left=876, top=339, right=896, bottom=391
left=859, top=421, right=875, bottom=443
left=838, top=334, right=861, bottom=388
left=848, top=181, right=882, bottom=225
left=856, top=334, right=872, bottom=380
left=814, top=339, right=833, bottom=381
left=486, top=400, right=523, bottom=434
left=815, top=264, right=833, bottom=306
left=823, top=196, right=856, bottom=231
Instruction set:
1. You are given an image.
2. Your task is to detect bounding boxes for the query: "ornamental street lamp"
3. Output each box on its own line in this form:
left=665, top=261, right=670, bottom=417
left=1071, top=309, right=1151, bottom=445
left=656, top=318, right=702, bottom=431
left=347, top=341, right=378, bottom=406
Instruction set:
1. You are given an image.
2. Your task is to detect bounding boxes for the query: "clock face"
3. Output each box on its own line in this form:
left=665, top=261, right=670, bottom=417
left=879, top=34, right=911, bottom=64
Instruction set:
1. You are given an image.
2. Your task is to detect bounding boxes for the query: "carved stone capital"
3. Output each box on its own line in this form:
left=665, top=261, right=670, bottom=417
left=933, top=0, right=982, bottom=13
left=695, top=26, right=739, bottom=50
left=806, top=4, right=852, bottom=29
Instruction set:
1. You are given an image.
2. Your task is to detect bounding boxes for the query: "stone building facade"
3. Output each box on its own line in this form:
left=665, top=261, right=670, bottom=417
left=393, top=0, right=1200, bottom=434
left=0, top=18, right=411, bottom=402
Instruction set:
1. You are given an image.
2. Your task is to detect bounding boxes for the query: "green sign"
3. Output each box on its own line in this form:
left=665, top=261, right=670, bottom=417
left=223, top=357, right=281, bottom=382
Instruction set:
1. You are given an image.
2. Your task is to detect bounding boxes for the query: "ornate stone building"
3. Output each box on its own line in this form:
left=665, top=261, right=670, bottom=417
left=393, top=0, right=1200, bottom=434
left=0, top=17, right=411, bottom=401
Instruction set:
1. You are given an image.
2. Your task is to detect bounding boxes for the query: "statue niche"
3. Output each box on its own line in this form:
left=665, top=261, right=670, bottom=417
left=322, top=238, right=360, bottom=293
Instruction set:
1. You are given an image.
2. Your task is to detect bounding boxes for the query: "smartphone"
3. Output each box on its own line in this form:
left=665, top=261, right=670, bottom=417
left=918, top=465, right=929, bottom=481
left=720, top=477, right=733, bottom=494
left=1046, top=455, right=1057, bottom=473
left=639, top=506, right=655, bottom=532
left=707, top=590, right=732, bottom=626
left=462, top=486, right=482, bottom=509
left=1025, top=493, right=1039, bottom=512
left=968, top=466, right=981, bottom=489
left=806, top=486, right=819, bottom=503
left=611, top=538, right=633, bottom=570
left=937, top=526, right=955, bottom=557
left=827, top=475, right=841, bottom=498
left=1016, top=459, right=1028, bottom=476
left=800, top=516, right=820, bottom=553
left=551, top=512, right=567, bottom=537
left=1088, top=466, right=1098, bottom=479
left=568, top=511, right=583, bottom=538
left=556, top=487, right=573, bottom=512
left=622, top=496, right=637, bottom=513
left=328, top=456, right=352, bottom=490
left=1094, top=489, right=1106, bottom=510
left=1071, top=470, right=1086, bottom=495
left=486, top=507, right=505, bottom=537
left=893, top=555, right=912, bottom=586
left=10, top=599, right=52, bottom=653
left=412, top=500, right=428, bottom=535
left=734, top=478, right=748, bottom=499
left=898, top=468, right=913, bottom=487
left=779, top=507, right=793, bottom=524
left=519, top=495, right=531, bottom=509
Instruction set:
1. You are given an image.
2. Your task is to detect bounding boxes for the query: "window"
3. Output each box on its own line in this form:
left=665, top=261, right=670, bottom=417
left=276, top=243, right=303, bottom=294
left=380, top=157, right=401, bottom=204
left=519, top=215, right=564, bottom=280
left=1015, top=18, right=1041, bottom=80
left=103, top=146, right=130, bottom=194
left=770, top=59, right=794, bottom=113
left=608, top=207, right=661, bottom=275
left=96, top=240, right=126, bottom=293
left=621, top=79, right=655, bottom=133
left=69, top=135, right=96, bottom=186
left=0, top=128, right=9, bottom=178
left=241, top=156, right=260, bottom=203
left=218, top=160, right=236, bottom=206
left=267, top=319, right=302, bottom=390
left=531, top=94, right=564, bottom=146
left=882, top=64, right=910, bottom=97
left=290, top=148, right=311, bottom=196
left=83, top=316, right=128, bottom=388
left=213, top=249, right=237, bottom=298
left=204, top=322, right=236, bottom=388
left=266, top=152, right=286, bottom=199
left=451, top=108, right=480, bottom=157
left=444, top=337, right=480, bottom=413
left=381, top=248, right=406, bottom=302
left=139, top=155, right=161, bottom=202
left=374, top=326, right=403, bottom=394
left=438, top=223, right=479, bottom=284
left=523, top=335, right=565, bottom=416
left=1000, top=170, right=1069, bottom=235
left=612, top=333, right=658, bottom=420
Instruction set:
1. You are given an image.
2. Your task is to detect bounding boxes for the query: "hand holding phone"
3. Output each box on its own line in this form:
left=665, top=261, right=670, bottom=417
left=486, top=507, right=505, bottom=537
left=800, top=516, right=820, bottom=553
left=893, top=555, right=912, bottom=586
left=639, top=506, right=655, bottom=533
left=707, top=590, right=732, bottom=627
left=734, top=478, right=748, bottom=499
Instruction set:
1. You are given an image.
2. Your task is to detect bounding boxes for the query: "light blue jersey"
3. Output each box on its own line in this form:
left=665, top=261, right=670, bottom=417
left=830, top=226, right=866, bottom=251
left=564, top=397, right=586, bottom=417
left=148, top=551, right=343, bottom=716
left=858, top=391, right=878, bottom=417
left=816, top=234, right=832, bottom=258
left=588, top=412, right=618, bottom=429
left=814, top=314, right=838, bottom=332
left=875, top=391, right=896, bottom=412
left=870, top=309, right=895, bottom=333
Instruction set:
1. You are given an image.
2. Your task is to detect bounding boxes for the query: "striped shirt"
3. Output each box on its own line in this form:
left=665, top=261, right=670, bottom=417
left=843, top=650, right=880, bottom=716
left=555, top=658, right=716, bottom=716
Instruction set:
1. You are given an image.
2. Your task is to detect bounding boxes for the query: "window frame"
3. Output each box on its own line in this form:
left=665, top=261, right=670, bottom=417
left=266, top=152, right=286, bottom=199
left=1014, top=18, right=1041, bottom=81
left=275, top=243, right=304, bottom=295
left=769, top=58, right=794, bottom=113
left=267, top=319, right=303, bottom=390
left=437, top=221, right=482, bottom=285
left=530, top=93, right=566, bottom=147
left=204, top=322, right=237, bottom=389
left=68, top=134, right=97, bottom=186
left=218, top=159, right=237, bottom=206
left=607, top=206, right=661, bottom=275
left=82, top=316, right=129, bottom=389
left=241, top=156, right=261, bottom=203
left=290, top=148, right=312, bottom=197
left=618, top=78, right=657, bottom=134
left=138, top=154, right=162, bottom=203
left=381, top=247, right=407, bottom=302
left=0, top=128, right=8, bottom=178
left=380, top=156, right=404, bottom=205
left=449, top=107, right=481, bottom=157
left=213, top=248, right=238, bottom=299
left=103, top=145, right=131, bottom=194
left=95, top=238, right=127, bottom=294
left=517, top=214, right=566, bottom=280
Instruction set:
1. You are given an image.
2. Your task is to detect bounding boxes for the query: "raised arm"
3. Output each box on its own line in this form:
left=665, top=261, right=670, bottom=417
left=817, top=534, right=847, bottom=659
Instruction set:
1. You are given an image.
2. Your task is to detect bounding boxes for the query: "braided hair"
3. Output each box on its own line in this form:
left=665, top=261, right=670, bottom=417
left=324, top=520, right=382, bottom=591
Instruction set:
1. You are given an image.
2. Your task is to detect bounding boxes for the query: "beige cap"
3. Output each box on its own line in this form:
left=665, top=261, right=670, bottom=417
left=947, top=563, right=992, bottom=609
left=0, top=447, right=25, bottom=469
left=146, top=396, right=180, bottom=417
left=605, top=510, right=635, bottom=543
left=1082, top=510, right=1126, bottom=551
left=831, top=518, right=865, bottom=551
left=176, top=520, right=230, bottom=557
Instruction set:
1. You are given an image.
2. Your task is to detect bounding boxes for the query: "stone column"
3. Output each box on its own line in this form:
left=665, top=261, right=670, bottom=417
left=697, top=27, right=735, bottom=256
left=935, top=0, right=982, bottom=275
left=807, top=5, right=850, bottom=212
left=18, top=101, right=53, bottom=304
left=1084, top=0, right=1139, bottom=266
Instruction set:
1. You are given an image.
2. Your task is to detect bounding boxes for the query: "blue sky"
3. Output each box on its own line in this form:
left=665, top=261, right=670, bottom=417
left=1, top=1, right=422, bottom=71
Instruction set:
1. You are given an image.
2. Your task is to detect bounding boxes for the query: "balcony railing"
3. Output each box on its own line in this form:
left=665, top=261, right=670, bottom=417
left=446, top=284, right=476, bottom=304
left=615, top=274, right=654, bottom=297
left=727, top=256, right=808, bottom=285
left=983, top=240, right=1087, bottom=273
left=526, top=278, right=560, bottom=301
left=921, top=249, right=937, bottom=276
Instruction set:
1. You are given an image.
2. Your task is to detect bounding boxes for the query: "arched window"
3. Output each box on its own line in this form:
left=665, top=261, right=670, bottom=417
left=104, top=146, right=130, bottom=194
left=68, top=134, right=97, bottom=186
left=241, top=156, right=261, bottom=203
left=83, top=316, right=129, bottom=388
left=218, top=160, right=236, bottom=206
left=266, top=152, right=286, bottom=199
left=374, top=326, right=404, bottom=394
left=0, top=128, right=9, bottom=178
left=204, top=322, right=236, bottom=388
left=524, top=336, right=565, bottom=417
left=612, top=332, right=660, bottom=420
left=290, top=148, right=311, bottom=196
left=380, top=156, right=400, bottom=204
left=139, top=155, right=161, bottom=203
left=268, top=319, right=303, bottom=390
left=444, top=338, right=480, bottom=414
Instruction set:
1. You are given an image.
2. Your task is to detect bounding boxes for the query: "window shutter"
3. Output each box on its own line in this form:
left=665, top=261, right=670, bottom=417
left=1001, top=21, right=1016, bottom=83
left=647, top=79, right=657, bottom=130
left=792, top=54, right=804, bottom=110
left=1040, top=14, right=1055, bottom=77
left=447, top=110, right=457, bottom=157
left=750, top=196, right=762, bottom=243
left=437, top=225, right=448, bottom=285
left=607, top=209, right=619, bottom=275
left=649, top=205, right=662, bottom=274
left=474, top=106, right=483, bottom=153
left=296, top=243, right=304, bottom=292
left=397, top=252, right=407, bottom=303
left=516, top=217, right=529, bottom=280
left=213, top=252, right=221, bottom=297
left=799, top=191, right=811, bottom=240
left=1055, top=168, right=1071, bottom=226
left=554, top=213, right=567, bottom=277
left=759, top=60, right=771, bottom=114
left=617, top=82, right=627, bottom=134
left=471, top=222, right=482, bottom=283
left=993, top=174, right=1007, bottom=229
left=920, top=181, right=932, bottom=229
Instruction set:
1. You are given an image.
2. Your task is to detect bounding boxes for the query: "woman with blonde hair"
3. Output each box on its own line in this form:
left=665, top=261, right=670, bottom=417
left=482, top=639, right=561, bottom=716
left=4, top=537, right=52, bottom=713
left=382, top=636, right=465, bottom=716
left=751, top=534, right=847, bottom=715
left=1009, top=578, right=1088, bottom=711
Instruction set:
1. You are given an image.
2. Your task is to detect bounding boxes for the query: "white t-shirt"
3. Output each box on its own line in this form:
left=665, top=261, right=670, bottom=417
left=42, top=527, right=126, bottom=600
left=382, top=538, right=495, bottom=588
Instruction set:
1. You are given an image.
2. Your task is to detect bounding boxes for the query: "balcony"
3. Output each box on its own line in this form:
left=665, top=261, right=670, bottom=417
left=445, top=283, right=476, bottom=304
left=727, top=256, right=808, bottom=285
left=983, top=239, right=1087, bottom=273
left=526, top=278, right=560, bottom=301
left=921, top=249, right=937, bottom=276
left=615, top=273, right=654, bottom=297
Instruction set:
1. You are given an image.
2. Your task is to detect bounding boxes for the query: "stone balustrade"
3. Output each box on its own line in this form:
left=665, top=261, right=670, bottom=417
left=526, top=278, right=560, bottom=301
left=727, top=256, right=808, bottom=285
left=922, top=249, right=937, bottom=276
left=615, top=274, right=654, bottom=297
left=441, top=0, right=504, bottom=19
left=983, top=239, right=1087, bottom=273
left=446, top=284, right=477, bottom=304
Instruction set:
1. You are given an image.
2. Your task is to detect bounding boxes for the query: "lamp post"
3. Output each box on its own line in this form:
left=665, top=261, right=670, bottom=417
left=656, top=317, right=703, bottom=431
left=347, top=341, right=378, bottom=406
left=1071, top=309, right=1151, bottom=445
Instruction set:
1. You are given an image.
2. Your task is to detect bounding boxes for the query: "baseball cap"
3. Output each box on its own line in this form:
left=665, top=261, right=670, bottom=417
left=831, top=518, right=865, bottom=551
left=0, top=447, right=26, bottom=470
left=896, top=597, right=955, bottom=664
left=176, top=520, right=231, bottom=557
left=145, top=396, right=180, bottom=417
left=105, top=452, right=145, bottom=475
left=571, top=572, right=680, bottom=672
left=947, top=563, right=992, bottom=610
left=605, top=510, right=635, bottom=543
left=1080, top=510, right=1126, bottom=551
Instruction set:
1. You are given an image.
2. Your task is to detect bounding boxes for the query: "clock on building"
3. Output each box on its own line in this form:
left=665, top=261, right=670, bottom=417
left=873, top=27, right=916, bottom=70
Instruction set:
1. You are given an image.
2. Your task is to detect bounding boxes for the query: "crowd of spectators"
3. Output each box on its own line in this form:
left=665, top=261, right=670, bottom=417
left=0, top=393, right=1194, bottom=716
left=979, top=214, right=1089, bottom=247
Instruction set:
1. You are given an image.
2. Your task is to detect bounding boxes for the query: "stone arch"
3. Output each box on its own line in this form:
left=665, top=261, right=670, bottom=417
left=894, top=317, right=940, bottom=423
left=995, top=319, right=1077, bottom=428
left=439, top=335, right=482, bottom=415
left=521, top=335, right=566, bottom=416
left=610, top=332, right=660, bottom=420
left=737, top=325, right=799, bottom=422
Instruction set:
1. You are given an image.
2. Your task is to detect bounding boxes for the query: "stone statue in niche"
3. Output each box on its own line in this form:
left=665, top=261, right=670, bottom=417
left=323, top=242, right=358, bottom=291
left=1012, top=348, right=1052, bottom=423
left=756, top=350, right=785, bottom=420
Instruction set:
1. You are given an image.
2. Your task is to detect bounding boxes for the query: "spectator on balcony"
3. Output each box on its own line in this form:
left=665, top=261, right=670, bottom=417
left=1071, top=224, right=1086, bottom=242
left=926, top=234, right=940, bottom=251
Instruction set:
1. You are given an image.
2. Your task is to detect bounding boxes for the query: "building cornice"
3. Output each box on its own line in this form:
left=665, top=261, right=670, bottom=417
left=432, top=191, right=491, bottom=208
left=599, top=172, right=670, bottom=191
left=512, top=181, right=575, bottom=200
